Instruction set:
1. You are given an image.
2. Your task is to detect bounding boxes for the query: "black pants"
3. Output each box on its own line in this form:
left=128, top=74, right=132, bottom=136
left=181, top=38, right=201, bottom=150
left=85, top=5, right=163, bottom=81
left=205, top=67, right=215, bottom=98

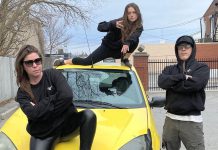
left=30, top=109, right=97, bottom=150
left=72, top=44, right=135, bottom=65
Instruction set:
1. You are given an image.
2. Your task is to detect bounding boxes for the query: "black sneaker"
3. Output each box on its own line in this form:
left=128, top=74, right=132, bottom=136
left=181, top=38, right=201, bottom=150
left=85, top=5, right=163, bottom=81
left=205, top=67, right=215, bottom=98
left=121, top=59, right=132, bottom=68
left=53, top=58, right=65, bottom=66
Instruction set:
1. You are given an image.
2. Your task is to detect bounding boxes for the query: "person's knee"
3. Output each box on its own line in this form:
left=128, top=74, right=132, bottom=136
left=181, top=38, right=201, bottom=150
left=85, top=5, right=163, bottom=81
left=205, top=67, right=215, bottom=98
left=181, top=122, right=204, bottom=150
left=83, top=109, right=97, bottom=122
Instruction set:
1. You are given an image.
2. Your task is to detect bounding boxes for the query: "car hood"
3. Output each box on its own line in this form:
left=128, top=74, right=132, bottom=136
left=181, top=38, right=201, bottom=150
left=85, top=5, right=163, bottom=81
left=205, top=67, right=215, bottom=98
left=1, top=108, right=149, bottom=150
left=56, top=108, right=148, bottom=150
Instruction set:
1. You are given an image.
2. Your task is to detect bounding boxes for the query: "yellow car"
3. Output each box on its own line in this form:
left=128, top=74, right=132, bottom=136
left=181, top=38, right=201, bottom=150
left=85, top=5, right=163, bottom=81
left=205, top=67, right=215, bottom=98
left=0, top=63, right=163, bottom=150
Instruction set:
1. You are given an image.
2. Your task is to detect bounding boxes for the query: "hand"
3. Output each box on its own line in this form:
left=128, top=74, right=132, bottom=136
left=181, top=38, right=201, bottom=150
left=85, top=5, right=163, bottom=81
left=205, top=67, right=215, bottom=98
left=121, top=45, right=129, bottom=54
left=116, top=20, right=124, bottom=29
left=185, top=75, right=192, bottom=80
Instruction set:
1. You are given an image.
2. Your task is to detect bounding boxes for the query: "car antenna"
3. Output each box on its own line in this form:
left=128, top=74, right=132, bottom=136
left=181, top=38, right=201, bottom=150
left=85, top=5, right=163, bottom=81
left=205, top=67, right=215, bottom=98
left=83, top=22, right=93, bottom=68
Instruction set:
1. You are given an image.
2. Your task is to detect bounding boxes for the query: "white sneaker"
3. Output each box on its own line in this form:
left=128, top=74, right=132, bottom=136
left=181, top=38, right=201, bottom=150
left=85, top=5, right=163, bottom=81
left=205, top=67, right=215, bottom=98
left=53, top=58, right=65, bottom=66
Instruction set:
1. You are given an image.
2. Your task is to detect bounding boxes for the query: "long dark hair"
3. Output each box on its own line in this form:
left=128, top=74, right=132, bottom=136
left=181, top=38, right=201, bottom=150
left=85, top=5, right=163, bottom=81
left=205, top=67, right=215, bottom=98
left=121, top=3, right=143, bottom=41
left=15, top=45, right=42, bottom=102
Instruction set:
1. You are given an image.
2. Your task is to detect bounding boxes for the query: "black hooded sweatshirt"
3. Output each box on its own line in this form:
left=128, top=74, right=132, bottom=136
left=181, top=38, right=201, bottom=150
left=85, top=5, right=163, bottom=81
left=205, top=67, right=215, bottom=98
left=97, top=18, right=143, bottom=52
left=158, top=35, right=210, bottom=115
left=16, top=69, right=77, bottom=138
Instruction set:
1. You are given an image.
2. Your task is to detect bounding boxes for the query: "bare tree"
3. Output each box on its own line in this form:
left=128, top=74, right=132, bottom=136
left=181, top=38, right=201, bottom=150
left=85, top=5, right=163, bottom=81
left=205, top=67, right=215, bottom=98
left=43, top=17, right=72, bottom=54
left=0, top=0, right=100, bottom=56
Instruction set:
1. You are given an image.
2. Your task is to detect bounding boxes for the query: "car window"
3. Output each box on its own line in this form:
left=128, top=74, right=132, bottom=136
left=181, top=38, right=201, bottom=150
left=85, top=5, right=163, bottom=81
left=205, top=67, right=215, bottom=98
left=62, top=69, right=145, bottom=108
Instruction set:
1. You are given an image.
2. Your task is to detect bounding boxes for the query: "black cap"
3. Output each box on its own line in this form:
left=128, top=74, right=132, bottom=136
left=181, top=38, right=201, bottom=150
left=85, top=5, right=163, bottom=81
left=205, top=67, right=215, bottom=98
left=175, top=35, right=195, bottom=48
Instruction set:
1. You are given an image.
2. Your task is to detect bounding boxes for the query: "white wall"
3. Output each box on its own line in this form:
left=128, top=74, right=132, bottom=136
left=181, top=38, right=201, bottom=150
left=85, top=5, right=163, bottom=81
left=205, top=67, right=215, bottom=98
left=0, top=56, right=18, bottom=102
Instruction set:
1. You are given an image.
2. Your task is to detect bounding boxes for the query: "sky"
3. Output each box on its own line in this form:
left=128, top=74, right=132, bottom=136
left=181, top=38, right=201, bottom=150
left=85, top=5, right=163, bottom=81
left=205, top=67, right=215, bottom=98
left=65, top=0, right=214, bottom=54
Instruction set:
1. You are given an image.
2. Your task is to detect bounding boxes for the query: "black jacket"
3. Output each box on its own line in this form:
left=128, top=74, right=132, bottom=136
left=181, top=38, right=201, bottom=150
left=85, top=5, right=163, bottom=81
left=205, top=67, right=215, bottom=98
left=158, top=36, right=210, bottom=115
left=16, top=69, right=77, bottom=138
left=97, top=18, right=143, bottom=52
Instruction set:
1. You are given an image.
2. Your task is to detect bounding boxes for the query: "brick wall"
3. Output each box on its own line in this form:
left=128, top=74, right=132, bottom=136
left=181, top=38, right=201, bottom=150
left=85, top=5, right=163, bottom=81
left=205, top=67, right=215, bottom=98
left=196, top=43, right=218, bottom=59
left=133, top=52, right=149, bottom=91
left=196, top=43, right=218, bottom=69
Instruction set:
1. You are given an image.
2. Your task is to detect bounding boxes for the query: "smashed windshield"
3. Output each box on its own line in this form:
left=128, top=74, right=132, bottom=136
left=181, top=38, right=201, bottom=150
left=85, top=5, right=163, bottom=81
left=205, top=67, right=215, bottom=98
left=62, top=69, right=145, bottom=108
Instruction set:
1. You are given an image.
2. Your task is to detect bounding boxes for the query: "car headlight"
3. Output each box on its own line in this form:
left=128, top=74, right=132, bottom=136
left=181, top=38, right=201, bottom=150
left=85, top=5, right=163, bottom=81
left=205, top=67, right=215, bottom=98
left=0, top=132, right=17, bottom=150
left=119, top=130, right=152, bottom=150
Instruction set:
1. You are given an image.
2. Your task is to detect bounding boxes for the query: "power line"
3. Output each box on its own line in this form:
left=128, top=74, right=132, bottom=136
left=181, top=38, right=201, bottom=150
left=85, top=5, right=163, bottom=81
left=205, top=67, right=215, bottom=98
left=143, top=17, right=202, bottom=31
left=141, top=28, right=201, bottom=43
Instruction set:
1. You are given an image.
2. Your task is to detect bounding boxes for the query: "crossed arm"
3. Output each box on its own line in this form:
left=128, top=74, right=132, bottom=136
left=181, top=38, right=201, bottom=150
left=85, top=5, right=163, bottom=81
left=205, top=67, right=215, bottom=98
left=158, top=64, right=210, bottom=93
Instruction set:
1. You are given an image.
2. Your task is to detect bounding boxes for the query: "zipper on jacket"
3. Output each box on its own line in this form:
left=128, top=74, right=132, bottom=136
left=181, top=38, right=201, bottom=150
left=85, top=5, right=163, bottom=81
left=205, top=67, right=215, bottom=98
left=182, top=61, right=186, bottom=74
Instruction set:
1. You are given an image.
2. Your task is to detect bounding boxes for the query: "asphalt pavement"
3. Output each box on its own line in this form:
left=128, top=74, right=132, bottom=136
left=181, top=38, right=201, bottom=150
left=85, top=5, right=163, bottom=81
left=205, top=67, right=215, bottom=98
left=0, top=91, right=218, bottom=150
left=148, top=91, right=218, bottom=150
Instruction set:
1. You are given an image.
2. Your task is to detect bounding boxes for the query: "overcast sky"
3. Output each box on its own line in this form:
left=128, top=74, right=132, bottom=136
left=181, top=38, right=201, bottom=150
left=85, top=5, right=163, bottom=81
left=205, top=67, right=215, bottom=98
left=66, top=0, right=213, bottom=54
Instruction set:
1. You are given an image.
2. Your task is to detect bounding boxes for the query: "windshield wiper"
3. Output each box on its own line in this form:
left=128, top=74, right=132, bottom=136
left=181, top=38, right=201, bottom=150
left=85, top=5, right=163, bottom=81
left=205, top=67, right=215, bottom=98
left=73, top=100, right=125, bottom=109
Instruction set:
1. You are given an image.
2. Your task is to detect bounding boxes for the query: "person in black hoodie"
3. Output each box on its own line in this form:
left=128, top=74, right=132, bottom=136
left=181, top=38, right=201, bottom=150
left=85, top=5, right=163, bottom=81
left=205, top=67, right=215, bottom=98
left=158, top=35, right=209, bottom=150
left=15, top=45, right=96, bottom=150
left=53, top=3, right=143, bottom=67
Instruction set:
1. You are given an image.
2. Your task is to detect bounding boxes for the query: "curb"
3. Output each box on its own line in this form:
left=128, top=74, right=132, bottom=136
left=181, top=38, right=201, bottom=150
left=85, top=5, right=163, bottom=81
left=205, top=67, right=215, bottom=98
left=0, top=105, right=19, bottom=120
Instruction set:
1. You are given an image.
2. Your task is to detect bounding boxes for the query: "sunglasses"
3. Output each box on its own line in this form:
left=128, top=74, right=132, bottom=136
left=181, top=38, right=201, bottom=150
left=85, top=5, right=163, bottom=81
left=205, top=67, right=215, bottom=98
left=177, top=44, right=192, bottom=50
left=23, top=58, right=42, bottom=67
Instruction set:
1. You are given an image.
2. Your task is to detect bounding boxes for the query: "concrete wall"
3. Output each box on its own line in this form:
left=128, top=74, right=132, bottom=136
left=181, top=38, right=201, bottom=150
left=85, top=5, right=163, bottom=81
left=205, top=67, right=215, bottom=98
left=22, top=21, right=45, bottom=55
left=132, top=43, right=218, bottom=60
left=131, top=43, right=176, bottom=61
left=0, top=57, right=17, bottom=103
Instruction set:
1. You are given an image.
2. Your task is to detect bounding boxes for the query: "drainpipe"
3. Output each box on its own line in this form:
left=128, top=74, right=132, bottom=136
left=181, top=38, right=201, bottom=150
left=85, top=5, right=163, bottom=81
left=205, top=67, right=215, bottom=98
left=200, top=18, right=203, bottom=42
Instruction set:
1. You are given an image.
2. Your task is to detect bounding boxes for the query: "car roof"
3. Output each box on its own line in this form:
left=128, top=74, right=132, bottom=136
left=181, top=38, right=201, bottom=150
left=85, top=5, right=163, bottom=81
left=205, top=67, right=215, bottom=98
left=55, top=62, right=133, bottom=71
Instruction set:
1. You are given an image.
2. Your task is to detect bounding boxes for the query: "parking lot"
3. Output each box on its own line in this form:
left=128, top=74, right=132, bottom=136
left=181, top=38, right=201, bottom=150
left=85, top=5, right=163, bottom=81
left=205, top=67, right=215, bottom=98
left=148, top=91, right=218, bottom=150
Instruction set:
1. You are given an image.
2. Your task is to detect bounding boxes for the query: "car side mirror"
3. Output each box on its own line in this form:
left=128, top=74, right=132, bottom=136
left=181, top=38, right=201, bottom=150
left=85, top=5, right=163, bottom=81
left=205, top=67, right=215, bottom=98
left=149, top=96, right=165, bottom=108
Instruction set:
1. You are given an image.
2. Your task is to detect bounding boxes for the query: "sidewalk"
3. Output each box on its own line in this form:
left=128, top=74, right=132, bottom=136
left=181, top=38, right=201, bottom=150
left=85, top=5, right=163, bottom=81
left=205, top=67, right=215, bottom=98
left=0, top=99, right=19, bottom=127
